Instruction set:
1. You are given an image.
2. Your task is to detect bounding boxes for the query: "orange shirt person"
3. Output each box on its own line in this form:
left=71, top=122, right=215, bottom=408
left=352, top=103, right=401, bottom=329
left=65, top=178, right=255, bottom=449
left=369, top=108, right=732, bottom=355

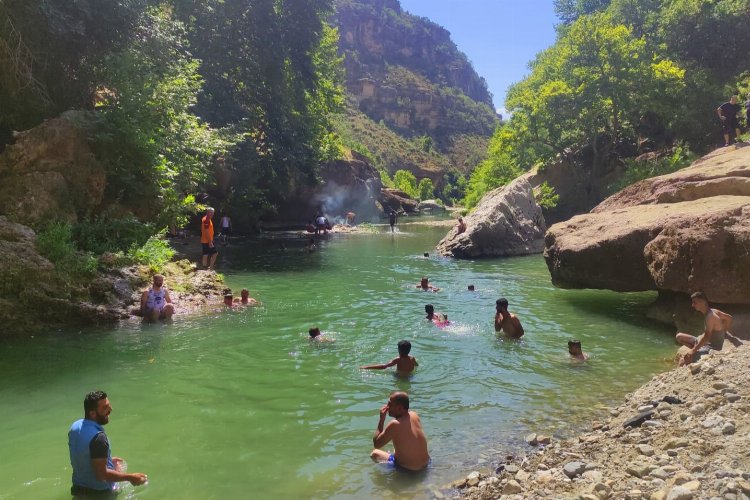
left=201, top=207, right=218, bottom=270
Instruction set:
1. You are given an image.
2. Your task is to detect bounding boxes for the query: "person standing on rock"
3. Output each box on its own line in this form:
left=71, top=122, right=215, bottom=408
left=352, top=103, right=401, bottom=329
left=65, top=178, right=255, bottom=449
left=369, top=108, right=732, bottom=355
left=201, top=207, right=218, bottom=270
left=370, top=391, right=430, bottom=471
left=717, top=95, right=742, bottom=146
left=140, top=274, right=174, bottom=321
left=68, top=391, right=148, bottom=497
left=219, top=213, right=232, bottom=246
left=676, top=292, right=732, bottom=365
left=495, top=298, right=525, bottom=338
left=389, top=210, right=397, bottom=232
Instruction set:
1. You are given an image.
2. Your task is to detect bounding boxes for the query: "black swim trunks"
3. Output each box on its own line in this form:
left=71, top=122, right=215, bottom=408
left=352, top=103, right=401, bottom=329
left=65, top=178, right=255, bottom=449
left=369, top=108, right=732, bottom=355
left=202, top=243, right=218, bottom=255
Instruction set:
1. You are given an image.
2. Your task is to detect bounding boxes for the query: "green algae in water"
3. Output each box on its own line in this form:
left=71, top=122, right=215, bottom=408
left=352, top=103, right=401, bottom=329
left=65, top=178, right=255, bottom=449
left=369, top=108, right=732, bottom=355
left=0, top=222, right=676, bottom=499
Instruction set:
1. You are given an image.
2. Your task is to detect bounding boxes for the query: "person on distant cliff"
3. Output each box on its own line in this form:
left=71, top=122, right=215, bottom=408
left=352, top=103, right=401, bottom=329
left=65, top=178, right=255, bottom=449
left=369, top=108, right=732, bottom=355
left=68, top=391, right=148, bottom=497
left=676, top=292, right=732, bottom=365
left=416, top=277, right=440, bottom=292
left=201, top=207, right=218, bottom=270
left=495, top=298, right=525, bottom=338
left=717, top=95, right=742, bottom=147
left=389, top=210, right=397, bottom=232
left=361, top=340, right=418, bottom=376
left=568, top=340, right=588, bottom=362
left=140, top=274, right=174, bottom=321
left=456, top=216, right=467, bottom=234
left=370, top=391, right=430, bottom=471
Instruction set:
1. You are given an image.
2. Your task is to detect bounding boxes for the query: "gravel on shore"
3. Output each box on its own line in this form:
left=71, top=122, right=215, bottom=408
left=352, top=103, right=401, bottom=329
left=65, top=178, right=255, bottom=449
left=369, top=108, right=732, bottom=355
left=442, top=343, right=750, bottom=500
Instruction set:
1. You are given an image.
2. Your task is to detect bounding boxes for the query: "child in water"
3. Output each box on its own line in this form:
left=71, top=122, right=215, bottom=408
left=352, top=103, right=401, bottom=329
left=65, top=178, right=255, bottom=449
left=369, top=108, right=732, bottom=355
left=309, top=327, right=333, bottom=342
left=568, top=340, right=589, bottom=362
left=360, top=340, right=418, bottom=376
left=425, top=304, right=449, bottom=326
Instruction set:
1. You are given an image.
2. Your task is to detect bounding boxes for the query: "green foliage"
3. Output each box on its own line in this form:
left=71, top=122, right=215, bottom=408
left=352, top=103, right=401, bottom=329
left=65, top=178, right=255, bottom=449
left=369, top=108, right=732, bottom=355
left=393, top=170, right=418, bottom=198
left=36, top=222, right=98, bottom=283
left=462, top=125, right=523, bottom=208
left=439, top=169, right=468, bottom=206
left=534, top=182, right=561, bottom=209
left=127, top=234, right=175, bottom=272
left=73, top=214, right=154, bottom=255
left=607, top=144, right=696, bottom=194
left=417, top=178, right=435, bottom=201
left=379, top=168, right=395, bottom=188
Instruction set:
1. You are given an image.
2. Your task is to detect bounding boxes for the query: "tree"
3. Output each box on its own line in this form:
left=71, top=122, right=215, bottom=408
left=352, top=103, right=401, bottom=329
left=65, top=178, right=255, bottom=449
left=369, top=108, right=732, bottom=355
left=393, top=170, right=418, bottom=198
left=417, top=178, right=434, bottom=200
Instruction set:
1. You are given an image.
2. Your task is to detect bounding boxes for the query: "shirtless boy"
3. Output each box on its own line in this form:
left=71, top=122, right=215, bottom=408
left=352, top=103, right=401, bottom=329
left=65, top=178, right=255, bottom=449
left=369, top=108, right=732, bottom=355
left=370, top=391, right=430, bottom=471
left=568, top=340, right=588, bottom=361
left=495, top=298, right=524, bottom=338
left=416, top=277, right=440, bottom=292
left=676, top=292, right=732, bottom=365
left=361, top=340, right=418, bottom=376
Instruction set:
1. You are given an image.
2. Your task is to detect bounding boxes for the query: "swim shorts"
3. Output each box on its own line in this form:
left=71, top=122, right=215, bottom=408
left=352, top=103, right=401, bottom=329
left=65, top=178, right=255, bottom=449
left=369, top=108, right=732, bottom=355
left=202, top=243, right=218, bottom=255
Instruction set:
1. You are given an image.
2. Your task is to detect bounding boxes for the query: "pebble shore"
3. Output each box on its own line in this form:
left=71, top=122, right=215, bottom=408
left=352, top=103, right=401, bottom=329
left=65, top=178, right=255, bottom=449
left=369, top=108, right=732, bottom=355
left=442, top=344, right=750, bottom=500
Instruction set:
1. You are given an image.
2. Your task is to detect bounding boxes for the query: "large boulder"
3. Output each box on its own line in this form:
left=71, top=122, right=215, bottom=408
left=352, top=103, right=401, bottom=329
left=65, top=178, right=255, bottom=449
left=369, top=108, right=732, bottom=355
left=544, top=145, right=750, bottom=308
left=436, top=176, right=546, bottom=258
left=0, top=111, right=106, bottom=226
left=379, top=188, right=419, bottom=214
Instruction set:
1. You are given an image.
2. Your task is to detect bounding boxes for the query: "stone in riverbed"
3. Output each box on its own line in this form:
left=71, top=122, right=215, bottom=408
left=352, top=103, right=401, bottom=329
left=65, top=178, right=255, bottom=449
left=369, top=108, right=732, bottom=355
left=466, top=471, right=480, bottom=487
left=664, top=438, right=689, bottom=450
left=726, top=393, right=741, bottom=403
left=504, top=464, right=520, bottom=474
left=564, top=461, right=587, bottom=479
left=627, top=462, right=653, bottom=479
left=502, top=479, right=523, bottom=495
left=722, top=422, right=737, bottom=435
left=525, top=433, right=538, bottom=446
left=666, top=486, right=694, bottom=500
left=537, top=434, right=551, bottom=445
left=638, top=444, right=656, bottom=457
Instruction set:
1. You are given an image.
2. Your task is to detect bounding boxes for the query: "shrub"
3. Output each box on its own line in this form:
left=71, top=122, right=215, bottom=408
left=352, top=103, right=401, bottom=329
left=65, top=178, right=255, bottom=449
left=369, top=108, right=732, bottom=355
left=36, top=222, right=98, bottom=282
left=127, top=234, right=175, bottom=271
left=417, top=178, right=435, bottom=200
left=607, top=145, right=696, bottom=195
left=393, top=169, right=418, bottom=198
left=73, top=214, right=155, bottom=254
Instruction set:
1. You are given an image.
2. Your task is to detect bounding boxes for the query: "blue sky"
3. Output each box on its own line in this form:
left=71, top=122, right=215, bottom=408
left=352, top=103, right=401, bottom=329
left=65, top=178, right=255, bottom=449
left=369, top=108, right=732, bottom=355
left=398, top=0, right=559, bottom=114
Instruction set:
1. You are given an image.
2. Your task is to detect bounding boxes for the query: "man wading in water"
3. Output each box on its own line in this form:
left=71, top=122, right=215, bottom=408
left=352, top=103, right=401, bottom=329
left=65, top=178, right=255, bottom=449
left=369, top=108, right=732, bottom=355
left=495, top=297, right=525, bottom=338
left=370, top=391, right=430, bottom=471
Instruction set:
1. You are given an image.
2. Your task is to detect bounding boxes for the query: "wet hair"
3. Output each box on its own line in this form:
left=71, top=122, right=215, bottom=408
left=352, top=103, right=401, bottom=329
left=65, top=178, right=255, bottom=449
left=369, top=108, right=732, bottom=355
left=84, top=391, right=107, bottom=415
left=425, top=304, right=434, bottom=315
left=568, top=340, right=582, bottom=349
left=309, top=327, right=321, bottom=338
left=690, top=291, right=709, bottom=304
left=153, top=274, right=164, bottom=283
left=397, top=340, right=412, bottom=356
left=390, top=391, right=410, bottom=410
left=468, top=285, right=475, bottom=291
left=240, top=289, right=249, bottom=297
left=496, top=298, right=508, bottom=310
left=423, top=253, right=429, bottom=257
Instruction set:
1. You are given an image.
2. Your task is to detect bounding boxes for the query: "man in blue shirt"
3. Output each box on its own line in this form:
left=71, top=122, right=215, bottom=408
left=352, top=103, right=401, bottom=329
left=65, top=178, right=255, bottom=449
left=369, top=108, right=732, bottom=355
left=68, top=391, right=147, bottom=497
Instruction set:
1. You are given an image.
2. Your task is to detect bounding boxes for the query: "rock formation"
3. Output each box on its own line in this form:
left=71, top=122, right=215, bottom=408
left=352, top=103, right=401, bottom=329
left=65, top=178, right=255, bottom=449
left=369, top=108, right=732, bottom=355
left=544, top=145, right=750, bottom=332
left=436, top=176, right=546, bottom=258
left=0, top=111, right=106, bottom=226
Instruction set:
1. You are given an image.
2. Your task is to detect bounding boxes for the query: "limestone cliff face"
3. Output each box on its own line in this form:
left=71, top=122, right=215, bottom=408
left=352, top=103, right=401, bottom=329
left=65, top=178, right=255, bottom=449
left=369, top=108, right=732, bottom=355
left=333, top=0, right=498, bottom=148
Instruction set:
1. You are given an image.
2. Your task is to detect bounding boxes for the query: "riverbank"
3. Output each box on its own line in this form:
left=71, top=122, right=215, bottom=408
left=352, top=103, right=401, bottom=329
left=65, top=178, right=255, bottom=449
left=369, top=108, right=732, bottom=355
left=446, top=343, right=750, bottom=499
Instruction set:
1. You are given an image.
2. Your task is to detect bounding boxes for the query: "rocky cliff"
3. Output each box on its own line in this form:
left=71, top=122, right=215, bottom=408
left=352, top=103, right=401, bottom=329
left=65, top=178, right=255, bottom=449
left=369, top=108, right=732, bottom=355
left=333, top=0, right=498, bottom=178
left=436, top=175, right=546, bottom=259
left=544, top=145, right=750, bottom=334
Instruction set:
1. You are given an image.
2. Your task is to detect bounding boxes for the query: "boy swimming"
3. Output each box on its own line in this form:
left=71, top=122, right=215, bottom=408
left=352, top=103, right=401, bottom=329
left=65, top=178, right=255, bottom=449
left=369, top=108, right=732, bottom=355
left=361, top=340, right=418, bottom=376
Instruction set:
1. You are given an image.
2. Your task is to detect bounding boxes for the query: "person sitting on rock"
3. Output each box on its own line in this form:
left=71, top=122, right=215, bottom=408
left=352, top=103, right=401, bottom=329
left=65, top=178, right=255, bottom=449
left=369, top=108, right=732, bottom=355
left=370, top=391, right=430, bottom=471
left=568, top=340, right=588, bottom=362
left=456, top=216, right=467, bottom=234
left=140, top=274, right=174, bottom=322
left=495, top=298, right=524, bottom=338
left=675, top=292, right=732, bottom=365
left=416, top=277, right=440, bottom=292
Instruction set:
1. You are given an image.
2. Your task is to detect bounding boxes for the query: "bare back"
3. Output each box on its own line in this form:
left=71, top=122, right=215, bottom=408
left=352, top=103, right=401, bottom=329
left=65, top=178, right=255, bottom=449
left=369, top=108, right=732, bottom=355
left=389, top=411, right=430, bottom=470
left=495, top=311, right=524, bottom=338
left=394, top=356, right=417, bottom=375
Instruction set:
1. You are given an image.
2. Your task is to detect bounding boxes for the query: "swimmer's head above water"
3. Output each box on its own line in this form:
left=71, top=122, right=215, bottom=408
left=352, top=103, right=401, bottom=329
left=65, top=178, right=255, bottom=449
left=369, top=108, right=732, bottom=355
left=397, top=340, right=412, bottom=356
left=568, top=340, right=582, bottom=355
left=309, top=327, right=321, bottom=338
left=468, top=285, right=475, bottom=291
left=424, top=304, right=434, bottom=319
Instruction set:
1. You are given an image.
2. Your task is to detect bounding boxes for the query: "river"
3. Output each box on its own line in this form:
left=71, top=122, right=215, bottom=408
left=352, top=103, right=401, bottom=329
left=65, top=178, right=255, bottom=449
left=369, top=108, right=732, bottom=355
left=0, top=220, right=676, bottom=499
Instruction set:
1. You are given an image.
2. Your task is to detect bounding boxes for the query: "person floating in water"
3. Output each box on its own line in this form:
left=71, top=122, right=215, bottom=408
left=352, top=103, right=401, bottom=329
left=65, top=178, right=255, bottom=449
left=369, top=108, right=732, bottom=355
left=675, top=292, right=732, bottom=365
left=68, top=391, right=148, bottom=497
left=140, top=274, right=174, bottom=322
left=370, top=391, right=430, bottom=472
left=309, top=327, right=333, bottom=342
left=389, top=210, right=397, bottom=232
left=423, top=252, right=429, bottom=258
left=467, top=285, right=475, bottom=291
left=361, top=340, right=419, bottom=376
left=568, top=340, right=588, bottom=362
left=494, top=298, right=524, bottom=338
left=424, top=304, right=448, bottom=325
left=416, top=277, right=440, bottom=292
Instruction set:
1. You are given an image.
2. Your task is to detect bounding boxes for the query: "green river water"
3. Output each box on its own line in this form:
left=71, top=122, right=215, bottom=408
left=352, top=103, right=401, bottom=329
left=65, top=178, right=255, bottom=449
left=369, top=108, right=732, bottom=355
left=0, top=221, right=677, bottom=499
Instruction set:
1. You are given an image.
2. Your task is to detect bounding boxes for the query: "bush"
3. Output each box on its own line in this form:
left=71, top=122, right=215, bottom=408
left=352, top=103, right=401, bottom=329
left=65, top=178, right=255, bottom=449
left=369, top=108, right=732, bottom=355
left=393, top=169, right=418, bottom=198
left=73, top=215, right=155, bottom=255
left=607, top=145, right=696, bottom=194
left=417, top=178, right=435, bottom=200
left=127, top=234, right=175, bottom=271
left=534, top=182, right=560, bottom=209
left=36, top=222, right=98, bottom=282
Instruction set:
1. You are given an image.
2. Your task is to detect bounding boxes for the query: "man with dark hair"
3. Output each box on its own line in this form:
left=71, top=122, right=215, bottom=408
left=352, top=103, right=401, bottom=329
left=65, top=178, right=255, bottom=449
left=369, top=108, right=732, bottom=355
left=68, top=391, right=147, bottom=497
left=495, top=298, right=525, bottom=338
left=370, top=391, right=430, bottom=471
left=388, top=210, right=397, bottom=232
left=675, top=292, right=733, bottom=365
left=360, top=340, right=419, bottom=376
left=717, top=96, right=742, bottom=147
